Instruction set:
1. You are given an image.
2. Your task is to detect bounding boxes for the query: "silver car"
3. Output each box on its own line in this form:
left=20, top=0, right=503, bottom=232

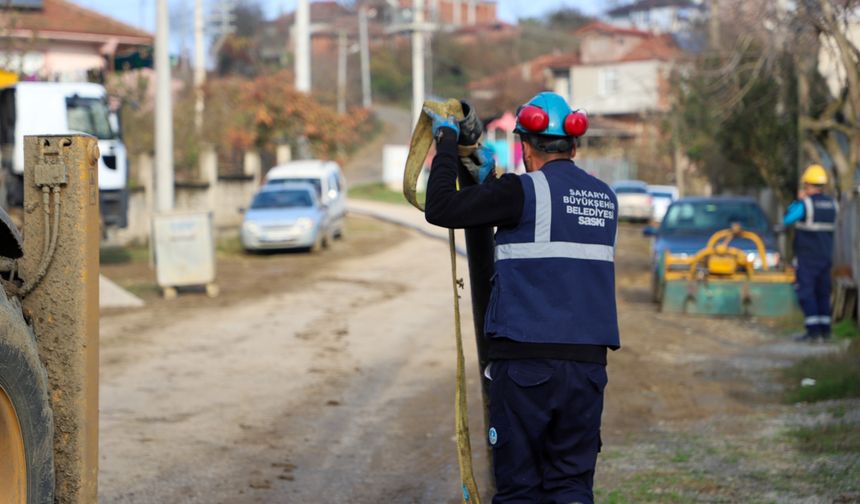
left=612, top=180, right=652, bottom=222
left=241, top=183, right=330, bottom=252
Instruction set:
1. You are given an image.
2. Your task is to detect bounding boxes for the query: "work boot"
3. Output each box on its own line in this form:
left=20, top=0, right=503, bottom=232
left=817, top=332, right=832, bottom=343
left=794, top=332, right=818, bottom=342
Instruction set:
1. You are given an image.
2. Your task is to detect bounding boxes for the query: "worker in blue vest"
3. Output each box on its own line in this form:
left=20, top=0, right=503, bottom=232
left=424, top=92, right=619, bottom=504
left=783, top=164, right=838, bottom=342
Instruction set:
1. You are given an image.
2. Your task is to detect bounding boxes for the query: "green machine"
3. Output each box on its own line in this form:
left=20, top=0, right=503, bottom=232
left=661, top=225, right=798, bottom=317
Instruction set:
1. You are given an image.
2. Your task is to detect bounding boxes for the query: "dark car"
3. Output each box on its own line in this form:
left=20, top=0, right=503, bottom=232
left=644, top=197, right=781, bottom=301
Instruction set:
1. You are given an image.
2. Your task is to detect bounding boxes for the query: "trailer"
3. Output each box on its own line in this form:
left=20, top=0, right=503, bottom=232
left=0, top=81, right=129, bottom=228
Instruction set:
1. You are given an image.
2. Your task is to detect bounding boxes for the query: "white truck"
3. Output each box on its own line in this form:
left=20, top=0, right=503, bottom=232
left=0, top=81, right=129, bottom=227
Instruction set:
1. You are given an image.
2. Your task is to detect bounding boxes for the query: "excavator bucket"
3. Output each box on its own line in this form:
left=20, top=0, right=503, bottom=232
left=659, top=225, right=798, bottom=317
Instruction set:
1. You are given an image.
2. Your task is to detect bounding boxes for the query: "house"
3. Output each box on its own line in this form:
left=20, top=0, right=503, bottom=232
left=395, top=0, right=498, bottom=28
left=606, top=0, right=707, bottom=34
left=0, top=0, right=153, bottom=81
left=265, top=0, right=502, bottom=60
left=553, top=22, right=682, bottom=117
left=467, top=52, right=580, bottom=117
left=263, top=1, right=362, bottom=61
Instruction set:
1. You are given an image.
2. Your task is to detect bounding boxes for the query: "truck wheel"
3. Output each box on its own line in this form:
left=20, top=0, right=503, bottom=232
left=0, top=289, right=54, bottom=504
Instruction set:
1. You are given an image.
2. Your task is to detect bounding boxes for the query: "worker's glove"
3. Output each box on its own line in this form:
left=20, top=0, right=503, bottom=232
left=461, top=144, right=495, bottom=184
left=458, top=101, right=484, bottom=147
left=424, top=107, right=460, bottom=141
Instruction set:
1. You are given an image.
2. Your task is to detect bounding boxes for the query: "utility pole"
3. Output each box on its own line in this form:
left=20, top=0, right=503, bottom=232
left=194, top=0, right=205, bottom=134
left=337, top=31, right=348, bottom=114
left=709, top=0, right=720, bottom=52
left=412, top=0, right=425, bottom=126
left=155, top=0, right=174, bottom=212
left=209, top=0, right=237, bottom=57
left=294, top=0, right=311, bottom=93
left=358, top=3, right=372, bottom=108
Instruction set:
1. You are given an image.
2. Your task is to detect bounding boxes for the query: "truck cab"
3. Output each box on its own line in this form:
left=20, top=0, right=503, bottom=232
left=0, top=81, right=129, bottom=227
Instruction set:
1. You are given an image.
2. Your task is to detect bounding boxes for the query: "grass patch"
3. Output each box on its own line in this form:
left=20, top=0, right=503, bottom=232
left=595, top=470, right=722, bottom=503
left=100, top=245, right=149, bottom=265
left=216, top=234, right=244, bottom=256
left=783, top=341, right=860, bottom=403
left=788, top=422, right=860, bottom=454
left=670, top=450, right=692, bottom=463
left=832, top=319, right=860, bottom=340
left=349, top=182, right=422, bottom=206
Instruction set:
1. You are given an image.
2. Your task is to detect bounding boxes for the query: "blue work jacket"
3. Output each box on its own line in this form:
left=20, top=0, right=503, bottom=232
left=792, top=193, right=837, bottom=263
left=484, top=160, right=620, bottom=349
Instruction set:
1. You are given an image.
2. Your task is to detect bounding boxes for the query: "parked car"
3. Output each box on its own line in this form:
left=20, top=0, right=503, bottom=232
left=644, top=197, right=781, bottom=301
left=611, top=180, right=651, bottom=222
left=648, top=184, right=679, bottom=223
left=265, top=160, right=347, bottom=239
left=241, top=183, right=331, bottom=252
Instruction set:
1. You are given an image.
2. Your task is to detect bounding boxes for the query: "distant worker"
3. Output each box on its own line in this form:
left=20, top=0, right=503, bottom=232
left=424, top=92, right=618, bottom=504
left=783, top=164, right=838, bottom=342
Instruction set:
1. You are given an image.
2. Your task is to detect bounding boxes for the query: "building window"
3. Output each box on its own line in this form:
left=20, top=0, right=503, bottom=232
left=599, top=68, right=619, bottom=97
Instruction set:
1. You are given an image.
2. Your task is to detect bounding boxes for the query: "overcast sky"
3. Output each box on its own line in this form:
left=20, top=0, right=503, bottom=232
left=72, top=0, right=607, bottom=36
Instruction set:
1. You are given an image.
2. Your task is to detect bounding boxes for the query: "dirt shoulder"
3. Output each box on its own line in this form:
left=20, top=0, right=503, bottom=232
left=597, top=225, right=860, bottom=503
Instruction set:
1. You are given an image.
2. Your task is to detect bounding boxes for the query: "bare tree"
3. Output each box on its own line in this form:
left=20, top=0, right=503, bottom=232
left=798, top=0, right=860, bottom=196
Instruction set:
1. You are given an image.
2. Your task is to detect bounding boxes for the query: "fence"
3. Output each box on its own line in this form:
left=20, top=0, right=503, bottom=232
left=831, top=197, right=859, bottom=320
left=108, top=144, right=291, bottom=246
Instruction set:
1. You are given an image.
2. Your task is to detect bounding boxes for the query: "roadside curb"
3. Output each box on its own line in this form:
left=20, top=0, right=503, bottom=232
left=347, top=202, right=467, bottom=257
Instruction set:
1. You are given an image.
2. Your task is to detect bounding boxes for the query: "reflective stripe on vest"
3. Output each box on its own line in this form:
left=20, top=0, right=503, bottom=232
left=496, top=242, right=615, bottom=262
left=796, top=196, right=837, bottom=232
left=495, top=171, right=616, bottom=262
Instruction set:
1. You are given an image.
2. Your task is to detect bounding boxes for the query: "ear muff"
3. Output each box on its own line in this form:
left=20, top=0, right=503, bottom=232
left=564, top=110, right=589, bottom=137
left=517, top=105, right=550, bottom=133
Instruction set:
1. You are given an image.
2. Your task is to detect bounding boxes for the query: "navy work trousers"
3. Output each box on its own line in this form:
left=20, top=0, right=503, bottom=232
left=486, top=359, right=607, bottom=504
left=796, top=258, right=832, bottom=336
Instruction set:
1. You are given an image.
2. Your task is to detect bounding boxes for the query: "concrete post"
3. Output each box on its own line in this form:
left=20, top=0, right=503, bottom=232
left=155, top=0, right=175, bottom=212
left=199, top=144, right=218, bottom=212
left=359, top=4, right=372, bottom=108
left=294, top=0, right=311, bottom=93
left=244, top=150, right=262, bottom=187
left=194, top=0, right=206, bottom=134
left=337, top=31, right=348, bottom=115
left=138, top=152, right=154, bottom=215
left=276, top=144, right=292, bottom=166
left=21, top=135, right=100, bottom=504
left=412, top=0, right=425, bottom=127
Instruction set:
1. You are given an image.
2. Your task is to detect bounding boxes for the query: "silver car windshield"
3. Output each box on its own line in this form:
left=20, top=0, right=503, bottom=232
left=251, top=190, right=314, bottom=209
left=268, top=178, right=322, bottom=197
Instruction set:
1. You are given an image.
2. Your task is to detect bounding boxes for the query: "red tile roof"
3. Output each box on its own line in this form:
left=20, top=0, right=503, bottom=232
left=0, top=0, right=152, bottom=43
left=467, top=52, right=579, bottom=91
left=618, top=34, right=681, bottom=62
left=574, top=21, right=653, bottom=38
